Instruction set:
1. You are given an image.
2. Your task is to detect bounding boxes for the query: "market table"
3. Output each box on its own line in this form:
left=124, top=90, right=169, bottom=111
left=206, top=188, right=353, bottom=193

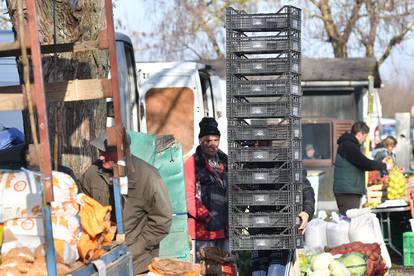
left=372, top=205, right=410, bottom=257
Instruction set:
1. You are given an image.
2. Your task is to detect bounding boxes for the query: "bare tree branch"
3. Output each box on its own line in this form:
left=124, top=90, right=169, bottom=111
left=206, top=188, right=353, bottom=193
left=378, top=22, right=414, bottom=65
left=342, top=0, right=364, bottom=42
left=365, top=0, right=379, bottom=57
left=182, top=41, right=204, bottom=59
left=182, top=0, right=224, bottom=59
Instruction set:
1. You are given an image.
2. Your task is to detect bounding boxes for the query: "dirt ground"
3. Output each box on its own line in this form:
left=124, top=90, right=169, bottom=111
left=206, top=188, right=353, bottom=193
left=389, top=264, right=414, bottom=275
left=388, top=251, right=414, bottom=276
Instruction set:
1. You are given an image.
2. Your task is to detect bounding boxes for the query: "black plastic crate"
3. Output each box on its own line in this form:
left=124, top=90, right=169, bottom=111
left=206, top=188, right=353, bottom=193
left=228, top=75, right=301, bottom=97
left=229, top=141, right=302, bottom=162
left=231, top=212, right=300, bottom=228
left=228, top=163, right=302, bottom=185
left=231, top=189, right=302, bottom=206
left=227, top=96, right=300, bottom=118
left=229, top=32, right=300, bottom=54
left=229, top=57, right=300, bottom=76
left=230, top=233, right=303, bottom=250
left=226, top=6, right=301, bottom=32
left=228, top=118, right=301, bottom=140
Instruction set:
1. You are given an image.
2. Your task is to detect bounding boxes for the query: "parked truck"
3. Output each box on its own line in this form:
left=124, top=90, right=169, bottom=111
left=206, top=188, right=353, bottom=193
left=135, top=61, right=227, bottom=157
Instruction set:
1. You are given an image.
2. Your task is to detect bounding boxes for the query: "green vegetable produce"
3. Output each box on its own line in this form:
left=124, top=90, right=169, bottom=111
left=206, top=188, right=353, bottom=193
left=299, top=253, right=310, bottom=275
left=338, top=252, right=366, bottom=276
left=309, top=268, right=330, bottom=276
left=312, top=253, right=334, bottom=271
left=329, top=260, right=350, bottom=276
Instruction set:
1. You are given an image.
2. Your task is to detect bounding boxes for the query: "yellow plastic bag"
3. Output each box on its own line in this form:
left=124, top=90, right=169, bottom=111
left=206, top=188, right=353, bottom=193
left=76, top=194, right=115, bottom=263
left=76, top=194, right=112, bottom=239
left=0, top=223, right=3, bottom=248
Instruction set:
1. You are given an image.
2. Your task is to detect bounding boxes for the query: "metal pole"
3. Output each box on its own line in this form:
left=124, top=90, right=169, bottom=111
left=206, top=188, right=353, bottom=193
left=26, top=0, right=57, bottom=274
left=104, top=0, right=125, bottom=241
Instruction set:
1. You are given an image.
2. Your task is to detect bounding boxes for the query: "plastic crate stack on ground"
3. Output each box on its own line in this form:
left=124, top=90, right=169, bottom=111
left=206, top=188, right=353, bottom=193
left=225, top=6, right=303, bottom=251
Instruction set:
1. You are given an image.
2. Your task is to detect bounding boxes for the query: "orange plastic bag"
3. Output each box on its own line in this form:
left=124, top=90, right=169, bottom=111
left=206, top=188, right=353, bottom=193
left=76, top=194, right=115, bottom=263
left=77, top=194, right=112, bottom=238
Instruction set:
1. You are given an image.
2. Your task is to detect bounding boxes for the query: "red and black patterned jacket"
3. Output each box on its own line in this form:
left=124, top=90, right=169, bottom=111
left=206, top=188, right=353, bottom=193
left=184, top=146, right=228, bottom=240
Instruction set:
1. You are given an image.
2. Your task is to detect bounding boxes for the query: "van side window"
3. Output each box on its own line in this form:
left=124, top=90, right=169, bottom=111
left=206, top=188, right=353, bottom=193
left=199, top=71, right=215, bottom=117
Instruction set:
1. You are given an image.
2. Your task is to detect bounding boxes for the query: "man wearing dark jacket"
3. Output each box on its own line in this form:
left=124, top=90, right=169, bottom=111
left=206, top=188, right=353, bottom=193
left=333, top=122, right=391, bottom=215
left=184, top=117, right=228, bottom=262
left=79, top=134, right=172, bottom=274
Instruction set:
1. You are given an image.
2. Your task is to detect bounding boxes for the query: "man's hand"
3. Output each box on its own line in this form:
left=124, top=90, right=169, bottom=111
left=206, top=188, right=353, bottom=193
left=298, top=211, right=310, bottom=234
left=382, top=156, right=393, bottom=170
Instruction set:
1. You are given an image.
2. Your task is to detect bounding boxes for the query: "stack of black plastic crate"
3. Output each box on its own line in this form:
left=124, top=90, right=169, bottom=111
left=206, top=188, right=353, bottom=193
left=226, top=6, right=303, bottom=251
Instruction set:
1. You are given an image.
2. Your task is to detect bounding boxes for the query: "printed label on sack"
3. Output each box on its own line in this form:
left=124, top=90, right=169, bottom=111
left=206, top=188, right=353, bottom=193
left=13, top=180, right=27, bottom=192
left=21, top=218, right=35, bottom=231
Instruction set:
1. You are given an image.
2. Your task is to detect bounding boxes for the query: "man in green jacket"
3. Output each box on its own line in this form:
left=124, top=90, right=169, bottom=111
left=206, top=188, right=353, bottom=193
left=333, top=122, right=392, bottom=215
left=79, top=134, right=172, bottom=275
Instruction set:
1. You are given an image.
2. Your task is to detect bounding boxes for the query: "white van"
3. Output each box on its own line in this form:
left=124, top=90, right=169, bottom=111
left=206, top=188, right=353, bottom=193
left=136, top=62, right=227, bottom=157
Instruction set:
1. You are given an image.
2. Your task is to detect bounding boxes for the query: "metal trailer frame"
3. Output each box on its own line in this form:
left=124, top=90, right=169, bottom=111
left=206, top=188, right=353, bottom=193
left=0, top=0, right=131, bottom=275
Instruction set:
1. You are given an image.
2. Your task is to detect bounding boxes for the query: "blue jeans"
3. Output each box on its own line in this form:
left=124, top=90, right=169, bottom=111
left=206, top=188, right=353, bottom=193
left=251, top=250, right=291, bottom=275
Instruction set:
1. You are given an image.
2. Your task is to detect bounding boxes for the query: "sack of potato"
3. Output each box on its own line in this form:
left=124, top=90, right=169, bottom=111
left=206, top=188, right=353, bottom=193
left=0, top=169, right=78, bottom=222
left=1, top=215, right=80, bottom=265
left=0, top=246, right=71, bottom=276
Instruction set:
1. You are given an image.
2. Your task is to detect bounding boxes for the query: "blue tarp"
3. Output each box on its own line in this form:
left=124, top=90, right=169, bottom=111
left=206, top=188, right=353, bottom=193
left=0, top=127, right=24, bottom=150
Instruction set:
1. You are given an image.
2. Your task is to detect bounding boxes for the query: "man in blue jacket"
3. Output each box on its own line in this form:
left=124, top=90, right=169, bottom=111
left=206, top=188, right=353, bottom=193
left=333, top=121, right=392, bottom=215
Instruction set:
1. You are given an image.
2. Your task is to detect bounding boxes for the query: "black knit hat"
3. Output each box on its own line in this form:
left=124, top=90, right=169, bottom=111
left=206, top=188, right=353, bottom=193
left=198, top=117, right=221, bottom=138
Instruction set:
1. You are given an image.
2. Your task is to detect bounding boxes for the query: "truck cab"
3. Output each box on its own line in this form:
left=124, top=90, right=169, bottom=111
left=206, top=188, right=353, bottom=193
left=136, top=61, right=227, bottom=157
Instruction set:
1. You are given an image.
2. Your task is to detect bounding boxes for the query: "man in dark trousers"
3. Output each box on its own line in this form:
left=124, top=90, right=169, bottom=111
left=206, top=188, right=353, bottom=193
left=251, top=170, right=315, bottom=275
left=79, top=133, right=172, bottom=275
left=184, top=117, right=228, bottom=262
left=333, top=121, right=392, bottom=215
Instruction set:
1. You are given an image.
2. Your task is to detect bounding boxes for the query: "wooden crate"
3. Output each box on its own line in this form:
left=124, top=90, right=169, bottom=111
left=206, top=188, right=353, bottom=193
left=367, top=184, right=385, bottom=204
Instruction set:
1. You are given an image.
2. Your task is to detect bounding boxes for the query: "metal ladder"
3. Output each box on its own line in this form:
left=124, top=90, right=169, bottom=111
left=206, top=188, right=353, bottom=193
left=0, top=0, right=126, bottom=275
